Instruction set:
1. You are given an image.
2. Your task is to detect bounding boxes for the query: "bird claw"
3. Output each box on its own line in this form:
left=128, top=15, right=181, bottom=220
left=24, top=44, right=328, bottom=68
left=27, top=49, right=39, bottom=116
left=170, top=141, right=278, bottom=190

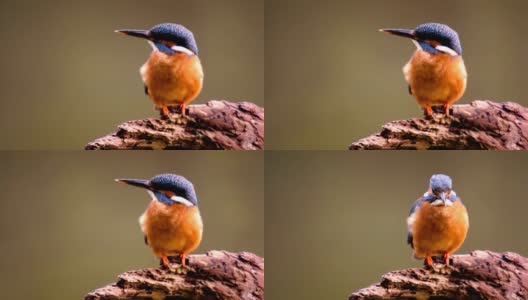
left=158, top=106, right=190, bottom=123
left=166, top=114, right=189, bottom=125
left=159, top=256, right=190, bottom=274
left=434, top=263, right=453, bottom=274
left=158, top=110, right=189, bottom=124
left=167, top=264, right=189, bottom=274
left=431, top=114, right=453, bottom=125
left=425, top=262, right=453, bottom=274
left=423, top=106, right=454, bottom=124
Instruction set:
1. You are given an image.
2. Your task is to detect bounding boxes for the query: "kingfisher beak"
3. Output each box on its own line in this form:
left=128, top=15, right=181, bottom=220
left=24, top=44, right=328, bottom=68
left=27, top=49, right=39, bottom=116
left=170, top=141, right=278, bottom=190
left=380, top=28, right=415, bottom=39
left=114, top=29, right=150, bottom=40
left=115, top=178, right=151, bottom=190
left=439, top=192, right=448, bottom=203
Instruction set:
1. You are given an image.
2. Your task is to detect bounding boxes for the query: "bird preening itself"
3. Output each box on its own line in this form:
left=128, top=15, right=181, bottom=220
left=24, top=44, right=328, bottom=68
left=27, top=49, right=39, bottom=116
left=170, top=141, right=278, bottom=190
left=115, top=23, right=204, bottom=118
left=380, top=23, right=467, bottom=118
left=407, top=174, right=469, bottom=268
left=116, top=174, right=203, bottom=267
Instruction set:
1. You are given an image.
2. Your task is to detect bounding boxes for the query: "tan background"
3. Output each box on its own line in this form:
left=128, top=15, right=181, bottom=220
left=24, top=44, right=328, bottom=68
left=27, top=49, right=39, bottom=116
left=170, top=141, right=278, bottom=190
left=0, top=0, right=263, bottom=150
left=0, top=152, right=264, bottom=299
left=266, top=0, right=527, bottom=149
left=266, top=151, right=528, bottom=300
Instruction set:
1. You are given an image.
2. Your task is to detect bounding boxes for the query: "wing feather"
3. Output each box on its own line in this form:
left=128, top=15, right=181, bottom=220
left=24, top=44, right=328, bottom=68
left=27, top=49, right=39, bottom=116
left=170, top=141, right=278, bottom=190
left=406, top=197, right=425, bottom=248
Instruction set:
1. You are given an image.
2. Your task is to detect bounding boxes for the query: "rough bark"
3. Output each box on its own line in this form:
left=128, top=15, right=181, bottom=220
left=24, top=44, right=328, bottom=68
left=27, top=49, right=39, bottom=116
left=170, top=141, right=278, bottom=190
left=349, top=100, right=528, bottom=150
left=85, top=100, right=264, bottom=150
left=349, top=250, right=528, bottom=300
left=85, top=250, right=264, bottom=300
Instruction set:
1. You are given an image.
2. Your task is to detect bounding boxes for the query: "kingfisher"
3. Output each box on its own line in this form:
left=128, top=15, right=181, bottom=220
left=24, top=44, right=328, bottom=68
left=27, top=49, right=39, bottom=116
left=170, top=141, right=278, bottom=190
left=380, top=23, right=467, bottom=117
left=407, top=174, right=469, bottom=268
left=116, top=174, right=203, bottom=267
left=115, top=23, right=204, bottom=118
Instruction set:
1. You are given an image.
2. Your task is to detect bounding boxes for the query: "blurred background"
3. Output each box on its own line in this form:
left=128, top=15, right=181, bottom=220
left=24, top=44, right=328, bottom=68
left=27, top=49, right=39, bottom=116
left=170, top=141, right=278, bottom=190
left=266, top=0, right=527, bottom=149
left=0, top=152, right=263, bottom=299
left=0, top=0, right=263, bottom=150
left=266, top=151, right=528, bottom=300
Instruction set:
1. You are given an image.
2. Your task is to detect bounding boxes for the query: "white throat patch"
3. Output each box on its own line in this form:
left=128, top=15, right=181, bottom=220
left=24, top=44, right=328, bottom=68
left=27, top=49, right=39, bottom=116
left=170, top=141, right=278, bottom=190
left=148, top=41, right=157, bottom=51
left=412, top=40, right=422, bottom=50
left=431, top=199, right=454, bottom=206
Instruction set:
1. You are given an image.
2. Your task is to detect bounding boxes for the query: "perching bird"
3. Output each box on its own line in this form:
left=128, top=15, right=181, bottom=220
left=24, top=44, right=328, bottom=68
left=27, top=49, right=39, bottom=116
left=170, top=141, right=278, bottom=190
left=407, top=174, right=469, bottom=267
left=380, top=23, right=467, bottom=117
left=116, top=174, right=203, bottom=267
left=116, top=23, right=204, bottom=118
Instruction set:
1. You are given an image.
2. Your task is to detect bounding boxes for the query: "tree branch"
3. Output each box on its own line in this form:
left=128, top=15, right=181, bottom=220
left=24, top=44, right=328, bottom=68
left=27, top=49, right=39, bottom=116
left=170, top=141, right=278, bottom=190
left=349, top=101, right=528, bottom=150
left=349, top=250, right=528, bottom=299
left=84, top=250, right=264, bottom=300
left=85, top=100, right=264, bottom=150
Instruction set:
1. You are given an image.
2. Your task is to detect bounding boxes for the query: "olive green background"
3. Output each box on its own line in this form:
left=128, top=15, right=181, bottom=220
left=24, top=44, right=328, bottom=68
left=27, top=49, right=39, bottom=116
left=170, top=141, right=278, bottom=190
left=266, top=151, right=528, bottom=300
left=0, top=0, right=263, bottom=150
left=0, top=152, right=263, bottom=299
left=267, top=0, right=527, bottom=149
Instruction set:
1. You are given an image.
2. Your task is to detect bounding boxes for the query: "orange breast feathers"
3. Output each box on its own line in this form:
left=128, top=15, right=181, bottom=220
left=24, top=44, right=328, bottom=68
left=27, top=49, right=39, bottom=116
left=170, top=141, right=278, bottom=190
left=403, top=50, right=467, bottom=108
left=139, top=200, right=203, bottom=259
left=140, top=51, right=204, bottom=109
left=408, top=200, right=469, bottom=259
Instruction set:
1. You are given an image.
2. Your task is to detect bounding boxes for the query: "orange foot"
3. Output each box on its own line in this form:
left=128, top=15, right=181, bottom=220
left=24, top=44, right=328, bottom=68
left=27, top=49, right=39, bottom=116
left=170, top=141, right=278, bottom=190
left=179, top=253, right=187, bottom=266
left=443, top=103, right=451, bottom=116
left=161, top=255, right=170, bottom=268
left=424, top=256, right=433, bottom=267
left=443, top=253, right=451, bottom=266
left=161, top=105, right=170, bottom=118
left=180, top=103, right=187, bottom=116
left=424, top=106, right=433, bottom=117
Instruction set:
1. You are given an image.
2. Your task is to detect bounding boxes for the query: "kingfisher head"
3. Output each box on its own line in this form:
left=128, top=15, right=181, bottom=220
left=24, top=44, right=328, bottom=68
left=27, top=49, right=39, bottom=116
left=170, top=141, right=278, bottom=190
left=426, top=174, right=457, bottom=206
left=116, top=173, right=198, bottom=207
left=115, top=23, right=198, bottom=56
left=380, top=23, right=462, bottom=56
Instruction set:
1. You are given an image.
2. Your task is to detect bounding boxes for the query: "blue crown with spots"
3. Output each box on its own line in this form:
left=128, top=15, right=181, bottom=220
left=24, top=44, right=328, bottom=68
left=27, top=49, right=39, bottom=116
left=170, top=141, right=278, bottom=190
left=429, top=174, right=452, bottom=193
left=414, top=23, right=462, bottom=55
left=150, top=174, right=198, bottom=205
left=149, top=23, right=198, bottom=55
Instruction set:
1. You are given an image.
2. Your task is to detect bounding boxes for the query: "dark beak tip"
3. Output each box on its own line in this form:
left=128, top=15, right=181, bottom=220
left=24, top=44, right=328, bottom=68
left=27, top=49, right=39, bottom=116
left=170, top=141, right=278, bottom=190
left=114, top=29, right=150, bottom=39
left=380, top=28, right=415, bottom=39
left=114, top=178, right=150, bottom=189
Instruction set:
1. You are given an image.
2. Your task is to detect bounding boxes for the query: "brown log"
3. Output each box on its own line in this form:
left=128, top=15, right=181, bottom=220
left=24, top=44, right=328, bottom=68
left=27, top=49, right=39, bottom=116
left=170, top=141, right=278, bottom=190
left=85, top=100, right=264, bottom=150
left=349, top=250, right=528, bottom=300
left=84, top=250, right=264, bottom=300
left=349, top=100, right=528, bottom=150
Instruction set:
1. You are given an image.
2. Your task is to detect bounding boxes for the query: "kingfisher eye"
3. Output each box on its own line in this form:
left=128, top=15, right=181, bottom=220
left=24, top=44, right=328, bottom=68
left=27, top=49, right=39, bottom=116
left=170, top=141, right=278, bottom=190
left=160, top=40, right=176, bottom=48
left=161, top=190, right=175, bottom=198
left=425, top=39, right=440, bottom=47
